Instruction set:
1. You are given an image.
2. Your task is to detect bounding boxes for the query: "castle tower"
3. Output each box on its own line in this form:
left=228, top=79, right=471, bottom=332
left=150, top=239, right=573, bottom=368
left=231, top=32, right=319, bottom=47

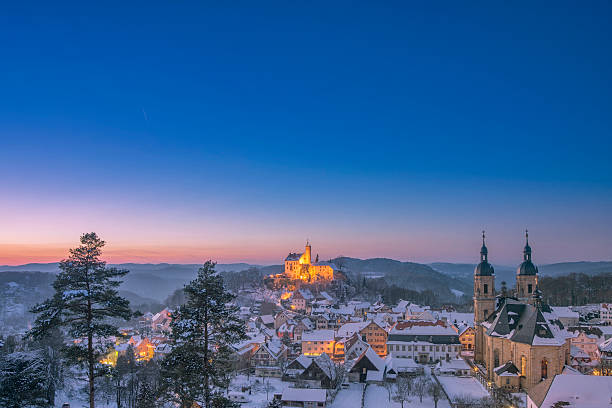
left=516, top=230, right=538, bottom=305
left=303, top=240, right=312, bottom=265
left=474, top=231, right=495, bottom=363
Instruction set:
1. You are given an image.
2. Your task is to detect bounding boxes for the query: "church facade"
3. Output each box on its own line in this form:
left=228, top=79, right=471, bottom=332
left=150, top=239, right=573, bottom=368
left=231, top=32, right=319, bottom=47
left=473, top=232, right=570, bottom=392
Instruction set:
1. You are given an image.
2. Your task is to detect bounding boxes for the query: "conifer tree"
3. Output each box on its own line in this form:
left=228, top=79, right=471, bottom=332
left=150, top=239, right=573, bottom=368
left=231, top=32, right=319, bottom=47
left=30, top=232, right=132, bottom=408
left=161, top=261, right=247, bottom=408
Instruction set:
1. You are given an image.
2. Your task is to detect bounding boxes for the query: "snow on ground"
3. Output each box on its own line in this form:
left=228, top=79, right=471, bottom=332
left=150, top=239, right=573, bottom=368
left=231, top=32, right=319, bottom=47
left=329, top=383, right=363, bottom=408
left=450, top=289, right=464, bottom=297
left=363, top=383, right=452, bottom=408
left=230, top=375, right=292, bottom=408
left=436, top=375, right=489, bottom=402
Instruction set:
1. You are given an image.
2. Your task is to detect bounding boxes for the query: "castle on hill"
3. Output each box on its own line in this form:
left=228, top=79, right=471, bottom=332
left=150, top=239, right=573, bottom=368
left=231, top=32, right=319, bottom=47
left=283, top=242, right=337, bottom=283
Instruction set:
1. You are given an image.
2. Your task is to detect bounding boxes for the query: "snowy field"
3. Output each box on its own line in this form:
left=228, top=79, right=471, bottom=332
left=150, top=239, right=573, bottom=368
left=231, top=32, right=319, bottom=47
left=363, top=384, right=451, bottom=408
left=436, top=375, right=489, bottom=402
left=229, top=375, right=292, bottom=408
left=329, top=383, right=363, bottom=408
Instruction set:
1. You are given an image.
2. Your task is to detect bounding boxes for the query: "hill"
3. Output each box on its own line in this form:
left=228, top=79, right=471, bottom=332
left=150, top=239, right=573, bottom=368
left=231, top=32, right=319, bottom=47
left=333, top=257, right=472, bottom=296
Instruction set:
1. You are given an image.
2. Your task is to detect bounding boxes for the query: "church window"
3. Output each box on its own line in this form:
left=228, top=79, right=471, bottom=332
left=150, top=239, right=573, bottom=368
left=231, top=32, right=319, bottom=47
left=528, top=284, right=533, bottom=294
left=484, top=309, right=488, bottom=318
left=484, top=284, right=488, bottom=294
left=541, top=359, right=548, bottom=379
left=494, top=349, right=500, bottom=368
left=521, top=356, right=527, bottom=377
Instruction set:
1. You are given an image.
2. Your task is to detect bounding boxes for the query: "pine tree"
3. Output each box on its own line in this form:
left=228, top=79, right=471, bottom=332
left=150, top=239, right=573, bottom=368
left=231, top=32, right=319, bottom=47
left=29, top=232, right=132, bottom=408
left=0, top=350, right=49, bottom=408
left=160, top=261, right=247, bottom=408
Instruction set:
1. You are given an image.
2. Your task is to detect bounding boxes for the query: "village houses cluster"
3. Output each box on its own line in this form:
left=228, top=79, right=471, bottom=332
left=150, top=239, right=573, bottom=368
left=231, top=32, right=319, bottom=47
left=96, top=240, right=612, bottom=408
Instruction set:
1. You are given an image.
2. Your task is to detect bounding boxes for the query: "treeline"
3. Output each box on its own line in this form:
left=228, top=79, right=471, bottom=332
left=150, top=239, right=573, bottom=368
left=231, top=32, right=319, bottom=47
left=351, top=276, right=469, bottom=308
left=540, top=272, right=612, bottom=306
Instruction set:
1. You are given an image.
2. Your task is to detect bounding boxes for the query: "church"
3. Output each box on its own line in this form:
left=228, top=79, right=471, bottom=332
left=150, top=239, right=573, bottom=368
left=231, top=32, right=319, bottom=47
left=473, top=231, right=570, bottom=392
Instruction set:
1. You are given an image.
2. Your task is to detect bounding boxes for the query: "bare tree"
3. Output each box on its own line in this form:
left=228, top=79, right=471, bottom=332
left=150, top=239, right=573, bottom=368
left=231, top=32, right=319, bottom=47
left=263, top=378, right=274, bottom=401
left=395, top=376, right=412, bottom=408
left=412, top=375, right=430, bottom=403
left=428, top=380, right=444, bottom=408
left=384, top=381, right=394, bottom=402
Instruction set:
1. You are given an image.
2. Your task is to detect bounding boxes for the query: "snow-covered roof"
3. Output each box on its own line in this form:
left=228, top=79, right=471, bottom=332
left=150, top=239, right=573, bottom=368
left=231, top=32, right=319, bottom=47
left=259, top=315, right=274, bottom=325
left=337, top=322, right=367, bottom=338
left=529, top=374, right=612, bottom=408
left=302, top=330, right=335, bottom=342
left=599, top=337, right=612, bottom=353
left=551, top=306, right=580, bottom=319
left=439, top=358, right=470, bottom=371
left=281, top=388, right=326, bottom=403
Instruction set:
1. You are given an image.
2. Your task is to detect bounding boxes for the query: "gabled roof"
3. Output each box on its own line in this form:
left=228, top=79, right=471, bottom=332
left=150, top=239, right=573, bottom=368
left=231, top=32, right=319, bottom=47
left=529, top=374, right=612, bottom=408
left=485, top=299, right=567, bottom=346
left=494, top=361, right=520, bottom=376
left=350, top=346, right=385, bottom=372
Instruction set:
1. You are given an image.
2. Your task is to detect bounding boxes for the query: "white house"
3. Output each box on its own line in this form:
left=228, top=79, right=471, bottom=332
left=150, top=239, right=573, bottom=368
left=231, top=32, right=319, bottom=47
left=281, top=387, right=327, bottom=408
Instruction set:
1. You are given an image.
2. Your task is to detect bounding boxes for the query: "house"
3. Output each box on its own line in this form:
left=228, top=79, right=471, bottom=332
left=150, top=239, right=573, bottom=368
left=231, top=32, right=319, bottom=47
left=274, top=312, right=290, bottom=330
left=281, top=388, right=327, bottom=408
left=291, top=289, right=314, bottom=312
left=385, top=355, right=423, bottom=380
left=570, top=345, right=598, bottom=374
left=252, top=340, right=288, bottom=377
left=526, top=374, right=612, bottom=408
left=457, top=325, right=475, bottom=352
left=569, top=328, right=602, bottom=359
left=599, top=337, right=612, bottom=376
left=492, top=361, right=521, bottom=391
left=347, top=346, right=385, bottom=383
left=435, top=358, right=471, bottom=377
left=257, top=314, right=275, bottom=329
left=298, top=353, right=337, bottom=389
left=600, top=303, right=612, bottom=324
left=386, top=320, right=461, bottom=363
left=343, top=332, right=369, bottom=361
left=128, top=336, right=155, bottom=361
left=151, top=308, right=172, bottom=333
left=551, top=306, right=580, bottom=327
left=359, top=320, right=388, bottom=357
left=294, top=318, right=314, bottom=341
left=285, top=354, right=314, bottom=379
left=301, top=330, right=336, bottom=356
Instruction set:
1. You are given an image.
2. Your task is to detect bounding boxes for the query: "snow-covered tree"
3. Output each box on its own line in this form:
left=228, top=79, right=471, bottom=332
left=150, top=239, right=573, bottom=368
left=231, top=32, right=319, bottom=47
left=160, top=261, right=247, bottom=408
left=0, top=350, right=49, bottom=408
left=395, top=376, right=412, bottom=408
left=29, top=232, right=132, bottom=408
left=428, top=380, right=444, bottom=408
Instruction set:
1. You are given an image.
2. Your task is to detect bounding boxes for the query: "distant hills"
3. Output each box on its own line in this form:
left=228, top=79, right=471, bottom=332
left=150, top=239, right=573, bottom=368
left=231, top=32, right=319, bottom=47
left=428, top=261, right=612, bottom=289
left=1, top=260, right=611, bottom=304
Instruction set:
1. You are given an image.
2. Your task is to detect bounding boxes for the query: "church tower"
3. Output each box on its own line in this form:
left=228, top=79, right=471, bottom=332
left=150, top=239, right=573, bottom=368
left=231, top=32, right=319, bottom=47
left=474, top=231, right=495, bottom=363
left=516, top=230, right=538, bottom=305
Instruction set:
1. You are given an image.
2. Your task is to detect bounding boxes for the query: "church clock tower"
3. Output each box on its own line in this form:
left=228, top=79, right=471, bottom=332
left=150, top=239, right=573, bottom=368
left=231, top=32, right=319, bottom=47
left=474, top=231, right=495, bottom=363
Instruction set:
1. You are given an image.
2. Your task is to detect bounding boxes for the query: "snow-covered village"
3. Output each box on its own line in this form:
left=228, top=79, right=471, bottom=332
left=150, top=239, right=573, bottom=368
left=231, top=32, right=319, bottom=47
left=2, top=2, right=612, bottom=407
left=1, top=237, right=611, bottom=408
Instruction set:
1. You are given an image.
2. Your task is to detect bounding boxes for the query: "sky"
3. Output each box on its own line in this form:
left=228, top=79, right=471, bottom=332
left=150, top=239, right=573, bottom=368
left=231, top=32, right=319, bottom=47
left=1, top=1, right=611, bottom=265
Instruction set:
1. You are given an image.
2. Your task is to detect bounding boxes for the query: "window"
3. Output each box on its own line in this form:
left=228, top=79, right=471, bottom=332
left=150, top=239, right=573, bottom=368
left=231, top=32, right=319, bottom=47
left=494, top=349, right=500, bottom=368
left=528, top=284, right=533, bottom=294
left=541, top=359, right=548, bottom=379
left=521, top=356, right=527, bottom=377
left=484, top=284, right=488, bottom=294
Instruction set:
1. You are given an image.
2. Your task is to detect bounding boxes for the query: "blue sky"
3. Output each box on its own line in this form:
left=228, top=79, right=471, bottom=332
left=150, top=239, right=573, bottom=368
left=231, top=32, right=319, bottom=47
left=1, top=2, right=611, bottom=264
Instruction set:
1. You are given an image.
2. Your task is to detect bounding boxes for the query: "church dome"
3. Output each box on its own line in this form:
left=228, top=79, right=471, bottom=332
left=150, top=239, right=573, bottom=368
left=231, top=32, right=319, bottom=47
left=517, top=260, right=538, bottom=276
left=475, top=231, right=495, bottom=276
left=517, top=230, right=538, bottom=276
left=475, top=261, right=495, bottom=276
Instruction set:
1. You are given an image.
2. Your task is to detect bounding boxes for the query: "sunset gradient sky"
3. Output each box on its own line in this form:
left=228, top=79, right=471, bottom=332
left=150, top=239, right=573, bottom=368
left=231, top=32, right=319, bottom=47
left=1, top=2, right=611, bottom=265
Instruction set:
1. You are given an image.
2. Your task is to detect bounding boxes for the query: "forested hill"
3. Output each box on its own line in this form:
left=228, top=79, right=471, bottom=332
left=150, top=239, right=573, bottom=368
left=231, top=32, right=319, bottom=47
left=540, top=273, right=612, bottom=306
left=429, top=261, right=612, bottom=288
left=331, top=257, right=472, bottom=296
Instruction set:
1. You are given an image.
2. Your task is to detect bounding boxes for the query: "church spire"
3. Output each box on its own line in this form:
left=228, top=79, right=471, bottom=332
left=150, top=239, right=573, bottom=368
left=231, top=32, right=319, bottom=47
left=523, top=229, right=532, bottom=261
left=480, top=230, right=488, bottom=262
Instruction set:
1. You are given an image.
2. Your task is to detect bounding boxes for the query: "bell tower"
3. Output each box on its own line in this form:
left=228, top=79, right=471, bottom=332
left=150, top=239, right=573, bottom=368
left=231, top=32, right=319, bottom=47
left=516, top=230, right=539, bottom=304
left=474, top=231, right=496, bottom=324
left=474, top=231, right=495, bottom=363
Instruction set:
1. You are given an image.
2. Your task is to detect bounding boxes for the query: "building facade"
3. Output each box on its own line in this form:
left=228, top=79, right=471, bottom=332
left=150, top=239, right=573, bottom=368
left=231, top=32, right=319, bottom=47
left=474, top=232, right=570, bottom=393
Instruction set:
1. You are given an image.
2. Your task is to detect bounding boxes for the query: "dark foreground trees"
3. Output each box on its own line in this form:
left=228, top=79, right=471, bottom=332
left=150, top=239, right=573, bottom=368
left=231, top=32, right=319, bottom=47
left=160, top=261, right=247, bottom=408
left=29, top=232, right=132, bottom=408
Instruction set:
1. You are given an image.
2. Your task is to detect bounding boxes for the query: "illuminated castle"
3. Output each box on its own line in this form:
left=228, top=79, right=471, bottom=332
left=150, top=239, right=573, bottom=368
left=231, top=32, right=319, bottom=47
left=284, top=242, right=337, bottom=282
